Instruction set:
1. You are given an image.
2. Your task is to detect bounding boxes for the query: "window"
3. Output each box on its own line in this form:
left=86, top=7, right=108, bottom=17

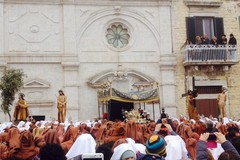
left=186, top=17, right=224, bottom=44
left=106, top=24, right=130, bottom=49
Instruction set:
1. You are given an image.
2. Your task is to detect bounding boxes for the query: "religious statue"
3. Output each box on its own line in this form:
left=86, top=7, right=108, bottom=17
left=13, top=93, right=29, bottom=121
left=57, top=90, right=67, bottom=123
left=187, top=89, right=198, bottom=120
left=217, top=88, right=227, bottom=118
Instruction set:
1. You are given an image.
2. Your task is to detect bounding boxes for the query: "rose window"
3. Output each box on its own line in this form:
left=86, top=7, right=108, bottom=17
left=106, top=24, right=130, bottom=48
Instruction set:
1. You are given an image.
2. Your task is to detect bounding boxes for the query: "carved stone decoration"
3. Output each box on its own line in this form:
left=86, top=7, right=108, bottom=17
left=7, top=4, right=61, bottom=53
left=184, top=0, right=223, bottom=7
left=88, top=66, right=155, bottom=92
left=24, top=78, right=50, bottom=88
left=145, top=10, right=154, bottom=18
left=185, top=65, right=227, bottom=76
left=114, top=6, right=121, bottom=15
left=23, top=78, right=53, bottom=107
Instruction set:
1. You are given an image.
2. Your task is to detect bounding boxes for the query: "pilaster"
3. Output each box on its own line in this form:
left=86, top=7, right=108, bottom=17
left=0, top=2, right=3, bottom=54
left=62, top=60, right=80, bottom=121
left=63, top=3, right=77, bottom=54
left=159, top=54, right=177, bottom=117
left=159, top=4, right=173, bottom=55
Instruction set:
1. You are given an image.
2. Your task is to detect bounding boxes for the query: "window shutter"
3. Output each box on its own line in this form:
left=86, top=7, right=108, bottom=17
left=186, top=17, right=196, bottom=44
left=214, top=17, right=224, bottom=41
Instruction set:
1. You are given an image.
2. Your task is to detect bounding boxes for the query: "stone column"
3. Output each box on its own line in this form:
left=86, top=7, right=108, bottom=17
left=63, top=2, right=77, bottom=54
left=159, top=55, right=177, bottom=118
left=0, top=1, right=3, bottom=54
left=62, top=2, right=79, bottom=121
left=158, top=4, right=173, bottom=55
left=0, top=2, right=6, bottom=121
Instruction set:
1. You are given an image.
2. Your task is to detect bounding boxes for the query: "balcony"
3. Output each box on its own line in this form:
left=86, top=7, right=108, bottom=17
left=183, top=45, right=238, bottom=67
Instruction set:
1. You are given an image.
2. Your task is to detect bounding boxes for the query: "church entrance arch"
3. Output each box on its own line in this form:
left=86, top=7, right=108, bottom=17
left=88, top=66, right=161, bottom=120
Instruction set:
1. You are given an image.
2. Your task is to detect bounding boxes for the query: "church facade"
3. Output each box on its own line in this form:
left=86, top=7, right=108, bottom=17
left=0, top=0, right=239, bottom=122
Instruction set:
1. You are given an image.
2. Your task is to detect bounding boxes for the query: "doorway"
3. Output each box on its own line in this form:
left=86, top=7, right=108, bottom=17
left=196, top=99, right=219, bottom=118
left=108, top=100, right=133, bottom=121
left=194, top=85, right=222, bottom=118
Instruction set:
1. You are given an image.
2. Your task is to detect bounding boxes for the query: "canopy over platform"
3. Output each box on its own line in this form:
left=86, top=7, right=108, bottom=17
left=97, top=82, right=160, bottom=120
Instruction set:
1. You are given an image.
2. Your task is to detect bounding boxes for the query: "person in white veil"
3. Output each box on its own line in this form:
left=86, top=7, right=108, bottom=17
left=66, top=133, right=96, bottom=160
left=111, top=143, right=136, bottom=160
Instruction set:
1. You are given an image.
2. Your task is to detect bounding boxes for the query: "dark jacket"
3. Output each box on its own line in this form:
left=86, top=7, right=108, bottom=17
left=196, top=140, right=240, bottom=160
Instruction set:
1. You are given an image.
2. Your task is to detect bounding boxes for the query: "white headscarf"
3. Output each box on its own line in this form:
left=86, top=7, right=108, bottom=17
left=66, top=133, right=96, bottom=160
left=111, top=143, right=136, bottom=160
left=0, top=124, right=7, bottom=133
left=126, top=138, right=146, bottom=154
left=164, top=135, right=188, bottom=160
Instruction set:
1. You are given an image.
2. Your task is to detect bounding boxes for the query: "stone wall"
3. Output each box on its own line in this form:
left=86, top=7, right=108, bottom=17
left=173, top=0, right=240, bottom=119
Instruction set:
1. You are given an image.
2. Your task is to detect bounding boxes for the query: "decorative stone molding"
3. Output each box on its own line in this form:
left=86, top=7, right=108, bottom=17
left=28, top=100, right=54, bottom=107
left=184, top=0, right=223, bottom=7
left=159, top=54, right=177, bottom=70
left=77, top=7, right=161, bottom=50
left=88, top=68, right=155, bottom=88
left=1, top=0, right=171, bottom=6
left=24, top=78, right=50, bottom=88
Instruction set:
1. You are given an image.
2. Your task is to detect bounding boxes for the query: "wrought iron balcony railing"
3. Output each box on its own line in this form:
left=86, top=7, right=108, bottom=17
left=183, top=44, right=238, bottom=66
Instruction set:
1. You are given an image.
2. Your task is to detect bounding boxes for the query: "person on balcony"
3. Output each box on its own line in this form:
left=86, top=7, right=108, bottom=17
left=201, top=34, right=210, bottom=44
left=195, top=36, right=202, bottom=45
left=220, top=34, right=227, bottom=45
left=210, top=36, right=219, bottom=61
left=210, top=36, right=218, bottom=46
left=228, top=34, right=237, bottom=45
left=228, top=34, right=237, bottom=61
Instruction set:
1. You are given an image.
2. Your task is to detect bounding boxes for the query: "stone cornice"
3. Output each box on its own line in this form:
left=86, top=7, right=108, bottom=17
left=0, top=54, right=78, bottom=64
left=0, top=0, right=171, bottom=6
left=184, top=0, right=223, bottom=7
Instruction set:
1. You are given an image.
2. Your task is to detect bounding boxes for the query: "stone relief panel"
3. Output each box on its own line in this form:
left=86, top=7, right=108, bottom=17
left=22, top=78, right=50, bottom=100
left=77, top=7, right=159, bottom=53
left=5, top=4, right=62, bottom=53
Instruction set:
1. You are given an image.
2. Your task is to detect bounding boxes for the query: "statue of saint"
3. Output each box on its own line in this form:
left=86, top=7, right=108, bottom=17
left=57, top=90, right=67, bottom=123
left=217, top=88, right=227, bottom=118
left=14, top=93, right=29, bottom=121
left=187, top=90, right=198, bottom=120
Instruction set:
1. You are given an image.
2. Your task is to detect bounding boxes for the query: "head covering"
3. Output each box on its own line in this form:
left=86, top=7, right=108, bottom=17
left=120, top=150, right=136, bottom=160
left=146, top=134, right=166, bottom=157
left=66, top=133, right=96, bottom=159
left=111, top=143, right=136, bottom=160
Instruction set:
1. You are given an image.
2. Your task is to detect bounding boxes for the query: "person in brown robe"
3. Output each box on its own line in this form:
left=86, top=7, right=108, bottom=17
left=34, top=135, right=46, bottom=153
left=12, top=130, right=38, bottom=160
left=41, top=128, right=60, bottom=144
left=61, top=125, right=80, bottom=154
left=0, top=143, right=9, bottom=159
left=186, top=132, right=200, bottom=160
left=125, top=120, right=137, bottom=141
left=6, top=127, right=21, bottom=158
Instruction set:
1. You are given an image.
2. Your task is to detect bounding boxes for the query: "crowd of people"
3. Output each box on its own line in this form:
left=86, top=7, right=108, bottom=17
left=185, top=33, right=237, bottom=46
left=184, top=33, right=238, bottom=62
left=0, top=112, right=240, bottom=160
